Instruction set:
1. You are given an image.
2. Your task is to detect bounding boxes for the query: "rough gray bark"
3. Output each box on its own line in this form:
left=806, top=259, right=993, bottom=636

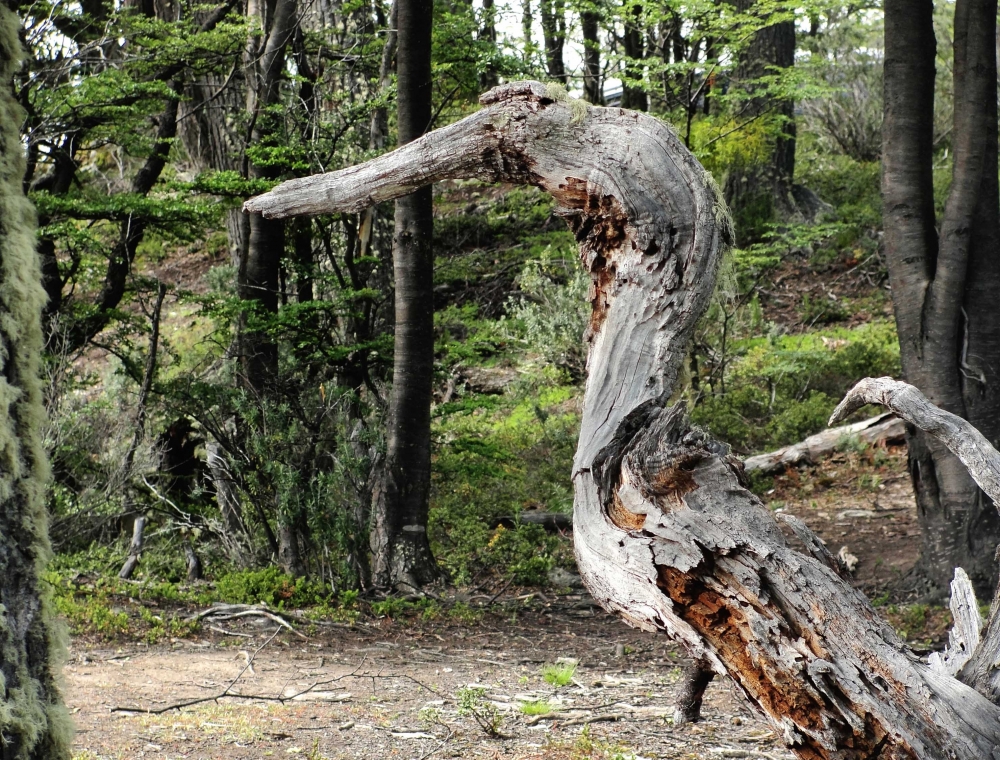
left=0, top=7, right=72, bottom=756
left=882, top=0, right=1000, bottom=600
left=672, top=658, right=715, bottom=725
left=831, top=376, right=1000, bottom=705
left=246, top=81, right=1000, bottom=757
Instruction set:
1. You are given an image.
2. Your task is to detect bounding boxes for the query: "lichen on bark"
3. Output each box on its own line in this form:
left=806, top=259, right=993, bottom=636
left=0, top=6, right=72, bottom=757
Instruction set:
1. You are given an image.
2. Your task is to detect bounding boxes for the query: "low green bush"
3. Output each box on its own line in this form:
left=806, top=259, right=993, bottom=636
left=215, top=567, right=329, bottom=608
left=430, top=386, right=578, bottom=585
left=692, top=321, right=900, bottom=453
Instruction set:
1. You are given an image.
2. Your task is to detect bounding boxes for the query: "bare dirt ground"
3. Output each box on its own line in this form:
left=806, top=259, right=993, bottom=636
left=68, top=445, right=938, bottom=760
left=68, top=607, right=791, bottom=760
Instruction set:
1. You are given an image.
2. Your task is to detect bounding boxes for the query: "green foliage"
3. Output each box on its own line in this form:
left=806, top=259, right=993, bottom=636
left=692, top=321, right=901, bottom=453
left=518, top=699, right=554, bottom=716
left=430, top=386, right=578, bottom=585
left=502, top=258, right=591, bottom=380
left=215, top=567, right=330, bottom=608
left=541, top=661, right=577, bottom=687
left=457, top=686, right=505, bottom=738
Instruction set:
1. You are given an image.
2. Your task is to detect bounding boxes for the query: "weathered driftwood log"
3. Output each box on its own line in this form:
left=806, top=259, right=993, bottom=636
left=743, top=412, right=905, bottom=475
left=246, top=82, right=1000, bottom=758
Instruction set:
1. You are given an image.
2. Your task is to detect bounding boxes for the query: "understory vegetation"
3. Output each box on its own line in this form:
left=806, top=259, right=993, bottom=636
left=19, top=0, right=953, bottom=628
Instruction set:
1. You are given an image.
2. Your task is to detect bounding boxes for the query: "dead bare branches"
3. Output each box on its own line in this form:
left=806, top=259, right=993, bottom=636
left=184, top=603, right=307, bottom=639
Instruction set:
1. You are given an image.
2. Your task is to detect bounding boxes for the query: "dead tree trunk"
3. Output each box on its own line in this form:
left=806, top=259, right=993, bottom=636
left=246, top=81, right=1000, bottom=757
left=119, top=516, right=147, bottom=580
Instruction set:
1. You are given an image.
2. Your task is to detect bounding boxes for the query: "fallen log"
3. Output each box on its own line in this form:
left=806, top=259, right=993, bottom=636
left=490, top=511, right=572, bottom=531
left=743, top=413, right=905, bottom=475
left=246, top=82, right=1000, bottom=758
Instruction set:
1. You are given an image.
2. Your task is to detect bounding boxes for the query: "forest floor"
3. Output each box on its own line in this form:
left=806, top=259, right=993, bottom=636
left=67, top=443, right=946, bottom=760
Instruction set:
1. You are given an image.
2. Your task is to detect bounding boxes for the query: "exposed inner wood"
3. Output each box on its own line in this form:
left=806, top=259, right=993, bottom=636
left=245, top=82, right=1000, bottom=758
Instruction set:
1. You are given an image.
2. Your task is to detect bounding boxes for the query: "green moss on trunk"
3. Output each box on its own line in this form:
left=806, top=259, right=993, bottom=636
left=0, top=6, right=72, bottom=757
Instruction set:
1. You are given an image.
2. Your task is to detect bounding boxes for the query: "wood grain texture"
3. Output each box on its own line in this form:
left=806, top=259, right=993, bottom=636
left=245, top=83, right=1000, bottom=758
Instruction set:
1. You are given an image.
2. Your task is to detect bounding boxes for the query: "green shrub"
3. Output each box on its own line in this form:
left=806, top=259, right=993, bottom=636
left=430, top=386, right=578, bottom=584
left=457, top=686, right=505, bottom=738
left=502, top=258, right=590, bottom=379
left=215, top=567, right=329, bottom=608
left=692, top=321, right=900, bottom=453
left=519, top=699, right=554, bottom=715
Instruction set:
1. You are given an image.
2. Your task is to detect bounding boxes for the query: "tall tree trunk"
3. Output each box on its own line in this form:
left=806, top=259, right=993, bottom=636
left=239, top=0, right=301, bottom=575
left=247, top=80, right=1000, bottom=758
left=539, top=0, right=567, bottom=84
left=580, top=6, right=603, bottom=104
left=882, top=0, right=1000, bottom=600
left=238, top=0, right=297, bottom=394
left=722, top=0, right=795, bottom=244
left=620, top=2, right=647, bottom=111
left=0, top=8, right=72, bottom=756
left=368, top=0, right=437, bottom=591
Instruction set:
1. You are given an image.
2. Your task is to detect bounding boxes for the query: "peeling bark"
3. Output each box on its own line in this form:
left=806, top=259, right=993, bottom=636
left=245, top=82, right=1000, bottom=758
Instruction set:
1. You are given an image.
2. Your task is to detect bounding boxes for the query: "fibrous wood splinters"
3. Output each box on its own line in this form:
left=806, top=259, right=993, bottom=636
left=246, top=82, right=1000, bottom=758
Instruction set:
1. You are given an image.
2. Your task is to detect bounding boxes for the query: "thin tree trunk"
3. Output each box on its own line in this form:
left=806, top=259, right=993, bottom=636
left=0, top=9, right=71, bottom=753
left=238, top=0, right=301, bottom=573
left=246, top=80, right=1000, bottom=757
left=521, top=0, right=534, bottom=64
left=116, top=282, right=166, bottom=580
left=620, top=2, right=647, bottom=111
left=368, top=0, right=438, bottom=591
left=238, top=0, right=297, bottom=393
left=882, top=0, right=1000, bottom=599
left=580, top=8, right=603, bottom=104
left=539, top=0, right=567, bottom=84
left=121, top=282, right=167, bottom=479
left=119, top=516, right=147, bottom=580
left=479, top=0, right=499, bottom=90
left=722, top=1, right=795, bottom=243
